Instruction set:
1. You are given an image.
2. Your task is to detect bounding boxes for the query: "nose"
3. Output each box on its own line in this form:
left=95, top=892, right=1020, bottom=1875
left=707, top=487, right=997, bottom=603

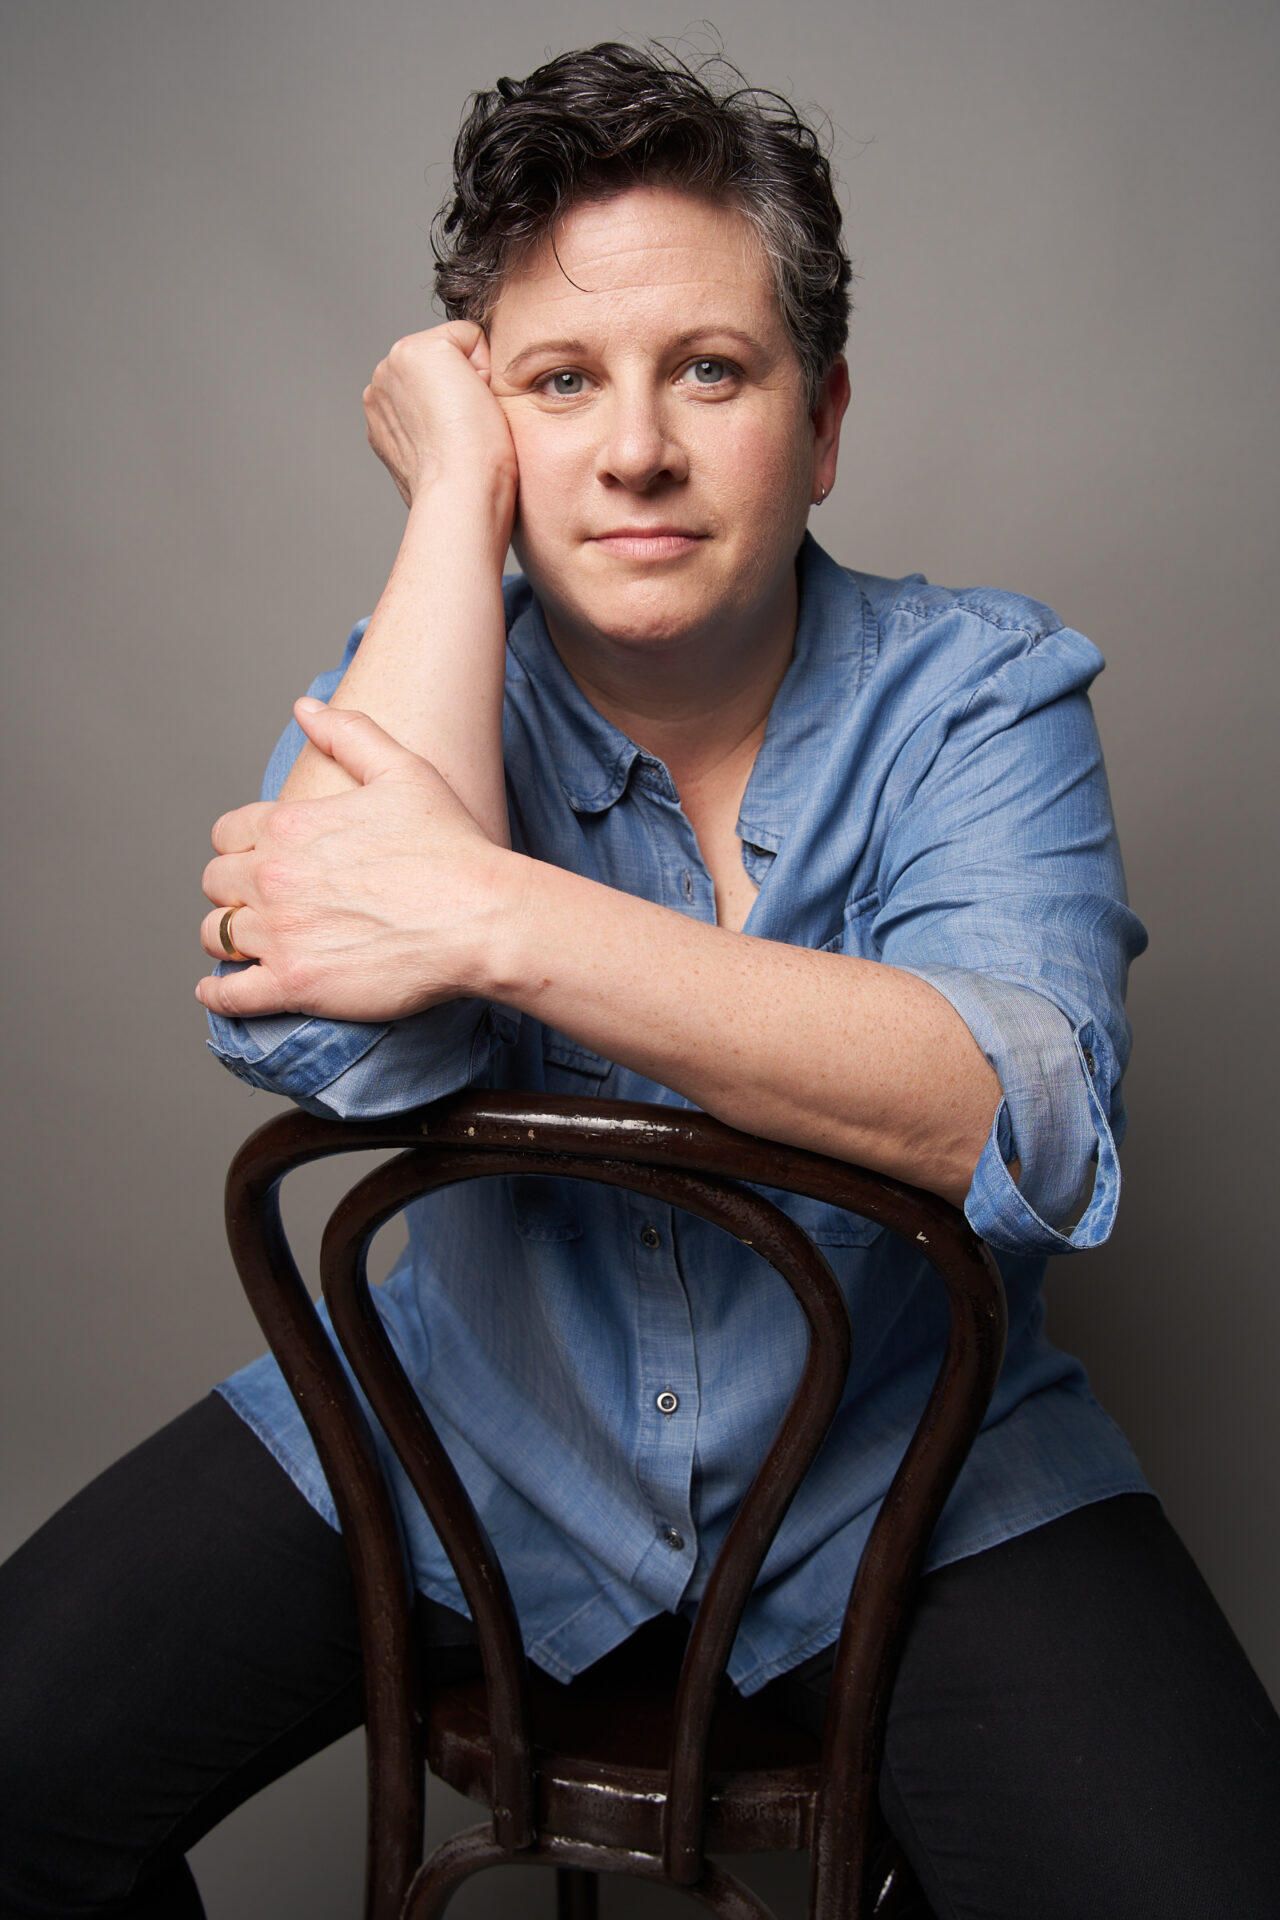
left=596, top=382, right=689, bottom=492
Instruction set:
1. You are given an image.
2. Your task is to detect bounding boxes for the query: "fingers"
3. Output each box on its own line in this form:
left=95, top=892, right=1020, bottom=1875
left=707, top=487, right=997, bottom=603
left=460, top=324, right=491, bottom=378
left=365, top=322, right=488, bottom=415
left=196, top=960, right=292, bottom=1020
left=389, top=320, right=485, bottom=364
left=201, top=848, right=257, bottom=908
left=211, top=800, right=275, bottom=855
left=199, top=903, right=259, bottom=962
left=293, top=697, right=418, bottom=787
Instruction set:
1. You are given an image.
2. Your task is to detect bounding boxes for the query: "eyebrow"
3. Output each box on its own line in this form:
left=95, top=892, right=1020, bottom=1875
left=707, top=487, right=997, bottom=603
left=501, top=338, right=590, bottom=379
left=501, top=326, right=771, bottom=380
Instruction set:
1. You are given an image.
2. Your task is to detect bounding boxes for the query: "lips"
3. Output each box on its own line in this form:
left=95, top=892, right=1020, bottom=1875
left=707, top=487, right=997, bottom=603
left=588, top=528, right=707, bottom=559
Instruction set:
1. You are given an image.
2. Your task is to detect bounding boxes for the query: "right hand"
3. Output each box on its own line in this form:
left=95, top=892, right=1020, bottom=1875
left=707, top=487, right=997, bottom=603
left=362, top=321, right=519, bottom=508
left=198, top=700, right=520, bottom=1022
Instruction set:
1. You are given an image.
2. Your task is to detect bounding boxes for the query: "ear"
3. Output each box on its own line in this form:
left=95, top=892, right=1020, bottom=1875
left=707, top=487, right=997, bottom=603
left=809, top=356, right=851, bottom=506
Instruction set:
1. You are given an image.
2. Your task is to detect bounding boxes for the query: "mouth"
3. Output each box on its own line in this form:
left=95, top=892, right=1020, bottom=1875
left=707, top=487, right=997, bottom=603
left=587, top=528, right=708, bottom=560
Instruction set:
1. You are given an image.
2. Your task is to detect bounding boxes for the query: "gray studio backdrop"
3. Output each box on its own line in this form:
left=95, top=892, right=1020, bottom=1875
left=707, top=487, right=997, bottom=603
left=3, top=2, right=1276, bottom=1915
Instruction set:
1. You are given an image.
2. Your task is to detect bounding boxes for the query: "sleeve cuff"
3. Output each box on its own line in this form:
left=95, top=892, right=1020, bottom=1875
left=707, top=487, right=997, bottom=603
left=206, top=973, right=517, bottom=1119
left=895, top=963, right=1121, bottom=1255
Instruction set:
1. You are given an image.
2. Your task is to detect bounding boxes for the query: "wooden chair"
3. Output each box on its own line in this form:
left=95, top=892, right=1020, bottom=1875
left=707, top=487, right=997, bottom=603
left=225, top=1091, right=1006, bottom=1920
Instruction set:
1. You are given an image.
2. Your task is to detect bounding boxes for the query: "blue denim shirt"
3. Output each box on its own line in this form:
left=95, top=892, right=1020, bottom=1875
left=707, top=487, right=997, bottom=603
left=210, top=536, right=1150, bottom=1692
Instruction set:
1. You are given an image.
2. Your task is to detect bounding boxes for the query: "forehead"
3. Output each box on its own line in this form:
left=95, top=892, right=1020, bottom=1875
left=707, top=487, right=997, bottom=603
left=487, top=185, right=784, bottom=347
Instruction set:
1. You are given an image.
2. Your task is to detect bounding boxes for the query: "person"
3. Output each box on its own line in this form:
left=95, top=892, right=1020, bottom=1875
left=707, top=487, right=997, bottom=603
left=2, top=41, right=1278, bottom=1920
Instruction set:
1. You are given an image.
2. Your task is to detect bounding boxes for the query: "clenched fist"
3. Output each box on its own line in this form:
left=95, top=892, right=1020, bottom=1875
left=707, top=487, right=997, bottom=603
left=362, top=321, right=518, bottom=510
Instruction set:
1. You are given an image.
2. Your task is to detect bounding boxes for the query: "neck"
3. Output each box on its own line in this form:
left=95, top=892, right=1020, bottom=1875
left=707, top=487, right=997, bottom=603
left=543, top=563, right=799, bottom=791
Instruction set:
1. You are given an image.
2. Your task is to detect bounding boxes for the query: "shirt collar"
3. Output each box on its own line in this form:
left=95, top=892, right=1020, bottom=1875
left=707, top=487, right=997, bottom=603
left=505, top=534, right=876, bottom=826
left=506, top=596, right=654, bottom=813
left=736, top=535, right=878, bottom=850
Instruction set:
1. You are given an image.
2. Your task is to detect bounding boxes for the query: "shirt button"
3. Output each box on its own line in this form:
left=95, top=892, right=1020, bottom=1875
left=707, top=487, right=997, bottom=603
left=640, top=1224, right=661, bottom=1249
left=681, top=869, right=694, bottom=902
left=661, top=1526, right=685, bottom=1551
left=1083, top=1048, right=1097, bottom=1076
left=656, top=1390, right=679, bottom=1415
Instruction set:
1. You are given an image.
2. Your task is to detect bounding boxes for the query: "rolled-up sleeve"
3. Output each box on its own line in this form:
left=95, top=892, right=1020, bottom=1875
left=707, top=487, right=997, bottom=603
left=874, top=624, right=1146, bottom=1255
left=205, top=992, right=511, bottom=1118
left=204, top=620, right=513, bottom=1117
left=895, top=965, right=1119, bottom=1251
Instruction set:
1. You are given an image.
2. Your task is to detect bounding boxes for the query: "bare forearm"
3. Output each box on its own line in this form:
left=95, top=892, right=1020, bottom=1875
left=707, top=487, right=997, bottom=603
left=490, top=857, right=1001, bottom=1204
left=278, top=482, right=513, bottom=842
left=202, top=703, right=1002, bottom=1204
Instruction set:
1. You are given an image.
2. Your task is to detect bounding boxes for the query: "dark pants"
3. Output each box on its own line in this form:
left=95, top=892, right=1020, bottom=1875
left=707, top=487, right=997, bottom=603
left=2, top=1394, right=1278, bottom=1919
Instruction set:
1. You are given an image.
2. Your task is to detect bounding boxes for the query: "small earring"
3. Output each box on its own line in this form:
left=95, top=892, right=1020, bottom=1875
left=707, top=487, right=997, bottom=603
left=815, top=484, right=828, bottom=505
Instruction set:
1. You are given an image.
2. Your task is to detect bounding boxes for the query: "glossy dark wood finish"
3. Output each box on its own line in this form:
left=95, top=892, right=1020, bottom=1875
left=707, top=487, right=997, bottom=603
left=225, top=1091, right=1006, bottom=1919
left=225, top=1107, right=426, bottom=1920
left=405, top=1828, right=780, bottom=1920
left=423, top=1612, right=823, bottom=1862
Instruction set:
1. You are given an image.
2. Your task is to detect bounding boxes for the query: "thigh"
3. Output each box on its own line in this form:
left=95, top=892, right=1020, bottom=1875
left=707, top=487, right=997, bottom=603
left=877, top=1494, right=1280, bottom=1920
left=0, top=1393, right=476, bottom=1919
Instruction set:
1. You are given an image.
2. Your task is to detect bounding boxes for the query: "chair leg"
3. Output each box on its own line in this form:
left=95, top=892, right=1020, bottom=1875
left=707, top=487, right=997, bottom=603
left=557, top=1865, right=600, bottom=1919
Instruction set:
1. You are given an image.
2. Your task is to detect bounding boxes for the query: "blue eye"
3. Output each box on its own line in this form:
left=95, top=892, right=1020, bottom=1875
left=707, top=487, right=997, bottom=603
left=684, top=357, right=730, bottom=385
left=543, top=369, right=585, bottom=396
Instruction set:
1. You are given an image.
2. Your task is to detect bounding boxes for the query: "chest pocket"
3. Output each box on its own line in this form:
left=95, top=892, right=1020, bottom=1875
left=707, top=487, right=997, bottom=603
left=542, top=1031, right=614, bottom=1087
left=509, top=1028, right=613, bottom=1242
left=815, top=887, right=882, bottom=961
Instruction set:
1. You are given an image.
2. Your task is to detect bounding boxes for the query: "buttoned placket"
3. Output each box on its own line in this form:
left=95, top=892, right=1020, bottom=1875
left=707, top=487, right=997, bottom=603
left=630, top=757, right=721, bottom=925
left=626, top=1191, right=701, bottom=1597
left=621, top=766, right=746, bottom=1598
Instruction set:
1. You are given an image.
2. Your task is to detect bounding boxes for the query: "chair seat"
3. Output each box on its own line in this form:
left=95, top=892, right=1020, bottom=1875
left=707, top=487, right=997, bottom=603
left=426, top=1621, right=822, bottom=1857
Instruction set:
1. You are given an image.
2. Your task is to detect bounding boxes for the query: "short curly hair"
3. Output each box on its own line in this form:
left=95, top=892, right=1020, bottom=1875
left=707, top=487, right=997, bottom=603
left=432, top=42, right=852, bottom=404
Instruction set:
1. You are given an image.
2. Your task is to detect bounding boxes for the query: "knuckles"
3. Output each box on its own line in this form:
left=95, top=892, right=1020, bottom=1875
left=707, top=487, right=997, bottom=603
left=268, top=955, right=311, bottom=1006
left=370, top=323, right=481, bottom=395
left=211, top=811, right=244, bottom=854
left=265, top=803, right=314, bottom=849
left=253, top=858, right=297, bottom=909
left=210, top=802, right=267, bottom=855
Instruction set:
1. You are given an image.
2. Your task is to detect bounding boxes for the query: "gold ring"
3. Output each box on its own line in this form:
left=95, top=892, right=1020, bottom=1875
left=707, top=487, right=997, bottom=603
left=218, top=906, right=249, bottom=961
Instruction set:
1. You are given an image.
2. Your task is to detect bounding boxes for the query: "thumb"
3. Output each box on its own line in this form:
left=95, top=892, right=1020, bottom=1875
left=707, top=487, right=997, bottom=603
left=294, top=697, right=414, bottom=785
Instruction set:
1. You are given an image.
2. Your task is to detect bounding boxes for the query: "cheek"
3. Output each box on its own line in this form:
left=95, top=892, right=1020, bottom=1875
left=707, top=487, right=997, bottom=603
left=712, top=418, right=811, bottom=521
left=504, top=415, right=584, bottom=534
left=690, top=393, right=810, bottom=483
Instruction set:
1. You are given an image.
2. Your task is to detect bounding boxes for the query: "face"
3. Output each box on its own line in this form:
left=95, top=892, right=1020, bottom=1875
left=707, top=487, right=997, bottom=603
left=487, top=186, right=847, bottom=672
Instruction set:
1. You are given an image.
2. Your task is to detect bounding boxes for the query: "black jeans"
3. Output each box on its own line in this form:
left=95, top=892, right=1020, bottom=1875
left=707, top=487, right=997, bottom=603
left=2, top=1394, right=1279, bottom=1919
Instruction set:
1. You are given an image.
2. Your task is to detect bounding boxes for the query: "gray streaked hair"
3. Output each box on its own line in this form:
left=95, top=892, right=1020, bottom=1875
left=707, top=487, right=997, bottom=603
left=432, top=42, right=852, bottom=405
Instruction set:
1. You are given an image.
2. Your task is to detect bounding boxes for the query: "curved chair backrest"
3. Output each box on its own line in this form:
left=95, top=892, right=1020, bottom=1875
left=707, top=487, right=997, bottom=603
left=225, top=1092, right=1006, bottom=1920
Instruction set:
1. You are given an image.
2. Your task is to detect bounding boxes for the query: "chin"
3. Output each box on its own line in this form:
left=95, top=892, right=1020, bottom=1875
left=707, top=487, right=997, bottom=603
left=567, top=584, right=719, bottom=651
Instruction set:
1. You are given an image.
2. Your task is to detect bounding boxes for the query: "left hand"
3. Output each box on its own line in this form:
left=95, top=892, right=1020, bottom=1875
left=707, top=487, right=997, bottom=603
left=197, top=699, right=514, bottom=1022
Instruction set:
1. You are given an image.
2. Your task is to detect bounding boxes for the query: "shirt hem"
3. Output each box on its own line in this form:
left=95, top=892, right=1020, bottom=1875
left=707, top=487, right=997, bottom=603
left=731, top=1470, right=1156, bottom=1695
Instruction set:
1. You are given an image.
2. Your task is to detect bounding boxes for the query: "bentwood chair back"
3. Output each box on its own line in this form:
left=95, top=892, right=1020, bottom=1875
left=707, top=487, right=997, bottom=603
left=224, top=1091, right=1006, bottom=1920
